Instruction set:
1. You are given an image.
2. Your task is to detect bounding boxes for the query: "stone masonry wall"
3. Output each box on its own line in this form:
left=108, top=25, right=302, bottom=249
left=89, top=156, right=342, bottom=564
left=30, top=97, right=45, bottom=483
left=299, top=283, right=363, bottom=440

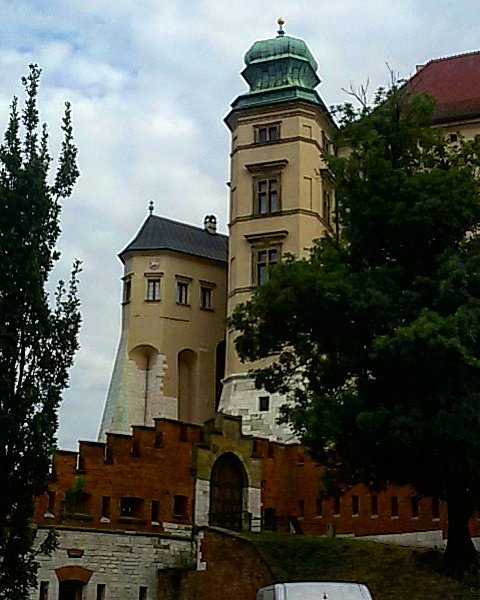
left=32, top=527, right=192, bottom=600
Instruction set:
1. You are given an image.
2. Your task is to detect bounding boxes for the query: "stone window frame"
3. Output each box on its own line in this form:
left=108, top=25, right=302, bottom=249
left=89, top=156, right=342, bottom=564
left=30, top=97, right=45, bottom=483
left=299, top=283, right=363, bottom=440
left=144, top=271, right=163, bottom=302
left=320, top=169, right=335, bottom=228
left=199, top=280, right=216, bottom=311
left=39, top=581, right=49, bottom=600
left=122, top=273, right=132, bottom=305
left=258, top=395, right=270, bottom=412
left=175, top=275, right=192, bottom=306
left=254, top=121, right=281, bottom=144
left=245, top=230, right=288, bottom=287
left=139, top=586, right=148, bottom=600
left=245, top=159, right=288, bottom=217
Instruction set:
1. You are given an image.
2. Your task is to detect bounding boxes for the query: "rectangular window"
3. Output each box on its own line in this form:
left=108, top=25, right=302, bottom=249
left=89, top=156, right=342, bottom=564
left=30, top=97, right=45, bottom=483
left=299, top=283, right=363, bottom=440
left=39, top=581, right=49, bottom=600
left=255, top=123, right=280, bottom=143
left=432, top=497, right=440, bottom=519
left=255, top=247, right=279, bottom=286
left=139, top=587, right=147, bottom=600
left=176, top=281, right=189, bottom=305
left=316, top=497, right=323, bottom=517
left=322, top=189, right=331, bottom=225
left=259, top=395, right=270, bottom=412
left=256, top=178, right=278, bottom=215
left=173, top=495, right=189, bottom=518
left=120, top=497, right=143, bottom=518
left=391, top=496, right=399, bottom=517
left=352, top=495, right=359, bottom=516
left=333, top=496, right=340, bottom=515
left=180, top=425, right=188, bottom=442
left=154, top=429, right=163, bottom=448
left=200, top=286, right=213, bottom=310
left=322, top=130, right=329, bottom=152
left=151, top=500, right=159, bottom=523
left=47, top=491, right=56, bottom=514
left=101, top=496, right=111, bottom=519
left=96, top=584, right=106, bottom=600
left=123, top=277, right=132, bottom=304
left=370, top=495, right=378, bottom=517
left=411, top=496, right=419, bottom=518
left=146, top=278, right=161, bottom=301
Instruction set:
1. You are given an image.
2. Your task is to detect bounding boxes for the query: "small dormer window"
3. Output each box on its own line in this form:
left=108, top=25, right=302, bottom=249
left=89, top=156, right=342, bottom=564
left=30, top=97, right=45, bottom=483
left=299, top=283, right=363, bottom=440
left=255, top=123, right=280, bottom=143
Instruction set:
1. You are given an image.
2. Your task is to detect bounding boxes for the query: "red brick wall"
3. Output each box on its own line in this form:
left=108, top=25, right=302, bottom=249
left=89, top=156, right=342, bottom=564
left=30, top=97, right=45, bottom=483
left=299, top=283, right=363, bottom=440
left=180, top=529, right=273, bottom=600
left=35, top=419, right=200, bottom=533
left=35, top=417, right=480, bottom=540
left=255, top=438, right=480, bottom=539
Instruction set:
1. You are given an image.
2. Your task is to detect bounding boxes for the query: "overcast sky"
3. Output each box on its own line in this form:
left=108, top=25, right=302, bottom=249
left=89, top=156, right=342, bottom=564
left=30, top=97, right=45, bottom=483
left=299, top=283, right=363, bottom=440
left=0, top=1, right=478, bottom=449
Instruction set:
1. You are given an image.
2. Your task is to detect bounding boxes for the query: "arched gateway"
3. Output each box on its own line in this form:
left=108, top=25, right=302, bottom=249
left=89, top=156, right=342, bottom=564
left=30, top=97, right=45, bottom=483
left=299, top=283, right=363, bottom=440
left=209, top=452, right=247, bottom=531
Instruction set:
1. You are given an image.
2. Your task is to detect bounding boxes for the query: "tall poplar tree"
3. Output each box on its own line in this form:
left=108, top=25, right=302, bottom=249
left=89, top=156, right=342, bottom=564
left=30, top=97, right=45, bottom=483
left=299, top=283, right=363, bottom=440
left=0, top=65, right=81, bottom=598
left=230, top=84, right=480, bottom=577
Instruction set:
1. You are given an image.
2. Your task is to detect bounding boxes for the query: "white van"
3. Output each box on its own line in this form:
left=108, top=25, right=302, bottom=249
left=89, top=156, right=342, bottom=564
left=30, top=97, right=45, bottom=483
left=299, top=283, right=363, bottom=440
left=255, top=581, right=374, bottom=600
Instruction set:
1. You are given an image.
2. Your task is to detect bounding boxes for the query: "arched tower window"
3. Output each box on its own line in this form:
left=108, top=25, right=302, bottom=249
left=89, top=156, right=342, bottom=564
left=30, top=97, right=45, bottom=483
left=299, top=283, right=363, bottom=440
left=177, top=349, right=197, bottom=422
left=209, top=452, right=248, bottom=531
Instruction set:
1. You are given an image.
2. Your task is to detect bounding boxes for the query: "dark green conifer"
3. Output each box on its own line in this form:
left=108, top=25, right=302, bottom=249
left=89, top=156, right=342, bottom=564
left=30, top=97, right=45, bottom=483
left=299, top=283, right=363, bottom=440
left=0, top=65, right=81, bottom=598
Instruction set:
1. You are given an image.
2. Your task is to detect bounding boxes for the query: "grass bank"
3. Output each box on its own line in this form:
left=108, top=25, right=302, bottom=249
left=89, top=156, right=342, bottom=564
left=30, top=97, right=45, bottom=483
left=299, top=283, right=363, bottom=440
left=245, top=533, right=480, bottom=600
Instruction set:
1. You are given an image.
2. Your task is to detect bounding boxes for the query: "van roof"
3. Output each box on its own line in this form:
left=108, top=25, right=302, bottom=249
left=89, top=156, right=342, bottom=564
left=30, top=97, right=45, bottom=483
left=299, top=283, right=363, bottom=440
left=267, top=581, right=372, bottom=600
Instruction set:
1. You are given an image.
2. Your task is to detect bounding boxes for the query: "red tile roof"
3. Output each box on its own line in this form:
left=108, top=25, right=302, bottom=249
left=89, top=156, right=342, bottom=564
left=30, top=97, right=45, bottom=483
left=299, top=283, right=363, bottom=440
left=407, top=50, right=480, bottom=123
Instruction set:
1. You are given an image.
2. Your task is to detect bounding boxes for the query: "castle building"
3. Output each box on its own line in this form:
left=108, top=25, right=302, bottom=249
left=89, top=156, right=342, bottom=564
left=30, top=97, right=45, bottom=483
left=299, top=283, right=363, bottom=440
left=31, top=23, right=480, bottom=600
left=101, top=20, right=337, bottom=443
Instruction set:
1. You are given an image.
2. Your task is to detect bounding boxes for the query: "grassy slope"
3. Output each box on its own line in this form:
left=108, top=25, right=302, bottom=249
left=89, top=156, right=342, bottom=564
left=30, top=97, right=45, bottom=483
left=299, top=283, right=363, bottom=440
left=245, top=533, right=480, bottom=600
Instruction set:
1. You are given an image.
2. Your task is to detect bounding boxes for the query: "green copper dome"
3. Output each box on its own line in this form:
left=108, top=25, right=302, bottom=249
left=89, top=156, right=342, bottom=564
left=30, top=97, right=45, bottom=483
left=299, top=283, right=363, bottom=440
left=244, top=34, right=318, bottom=77
left=228, top=22, right=322, bottom=112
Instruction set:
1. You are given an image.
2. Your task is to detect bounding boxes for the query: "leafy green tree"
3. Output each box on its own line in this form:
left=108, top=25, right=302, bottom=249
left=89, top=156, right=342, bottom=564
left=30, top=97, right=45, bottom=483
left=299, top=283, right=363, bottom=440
left=0, top=65, right=81, bottom=598
left=230, top=84, right=480, bottom=577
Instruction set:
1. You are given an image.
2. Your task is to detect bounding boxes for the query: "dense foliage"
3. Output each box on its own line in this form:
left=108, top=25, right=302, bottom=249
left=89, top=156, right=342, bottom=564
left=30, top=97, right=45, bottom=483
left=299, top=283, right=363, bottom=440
left=230, top=85, right=480, bottom=576
left=0, top=65, right=81, bottom=598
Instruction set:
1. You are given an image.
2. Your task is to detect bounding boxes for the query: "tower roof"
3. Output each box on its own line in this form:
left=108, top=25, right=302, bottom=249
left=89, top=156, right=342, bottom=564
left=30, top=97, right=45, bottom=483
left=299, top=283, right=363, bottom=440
left=119, top=215, right=228, bottom=263
left=408, top=50, right=480, bottom=123
left=230, top=20, right=323, bottom=112
left=244, top=34, right=318, bottom=73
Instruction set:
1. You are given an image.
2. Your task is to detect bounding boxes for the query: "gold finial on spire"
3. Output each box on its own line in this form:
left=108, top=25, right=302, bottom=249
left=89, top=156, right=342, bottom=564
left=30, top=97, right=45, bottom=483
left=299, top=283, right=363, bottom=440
left=277, top=17, right=285, bottom=37
left=148, top=200, right=154, bottom=215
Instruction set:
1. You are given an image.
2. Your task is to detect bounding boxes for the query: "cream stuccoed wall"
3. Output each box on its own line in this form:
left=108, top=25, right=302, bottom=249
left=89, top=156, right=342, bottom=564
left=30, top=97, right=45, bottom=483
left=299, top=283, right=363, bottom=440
left=219, top=99, right=335, bottom=441
left=99, top=249, right=226, bottom=439
left=225, top=100, right=336, bottom=377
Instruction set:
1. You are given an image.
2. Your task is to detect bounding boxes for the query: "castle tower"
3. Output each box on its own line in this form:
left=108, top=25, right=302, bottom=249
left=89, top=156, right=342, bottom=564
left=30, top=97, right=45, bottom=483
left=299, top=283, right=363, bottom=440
left=218, top=20, right=336, bottom=440
left=99, top=209, right=228, bottom=440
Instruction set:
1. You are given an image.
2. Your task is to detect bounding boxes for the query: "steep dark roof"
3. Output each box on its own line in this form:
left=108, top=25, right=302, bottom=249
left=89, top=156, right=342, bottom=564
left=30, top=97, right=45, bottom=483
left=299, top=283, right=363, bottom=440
left=407, top=50, right=480, bottom=123
left=119, top=215, right=228, bottom=263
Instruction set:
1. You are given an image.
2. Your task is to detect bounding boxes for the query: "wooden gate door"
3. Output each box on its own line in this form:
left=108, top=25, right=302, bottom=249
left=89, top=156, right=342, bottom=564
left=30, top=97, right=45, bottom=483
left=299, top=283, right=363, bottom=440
left=209, top=453, right=246, bottom=531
